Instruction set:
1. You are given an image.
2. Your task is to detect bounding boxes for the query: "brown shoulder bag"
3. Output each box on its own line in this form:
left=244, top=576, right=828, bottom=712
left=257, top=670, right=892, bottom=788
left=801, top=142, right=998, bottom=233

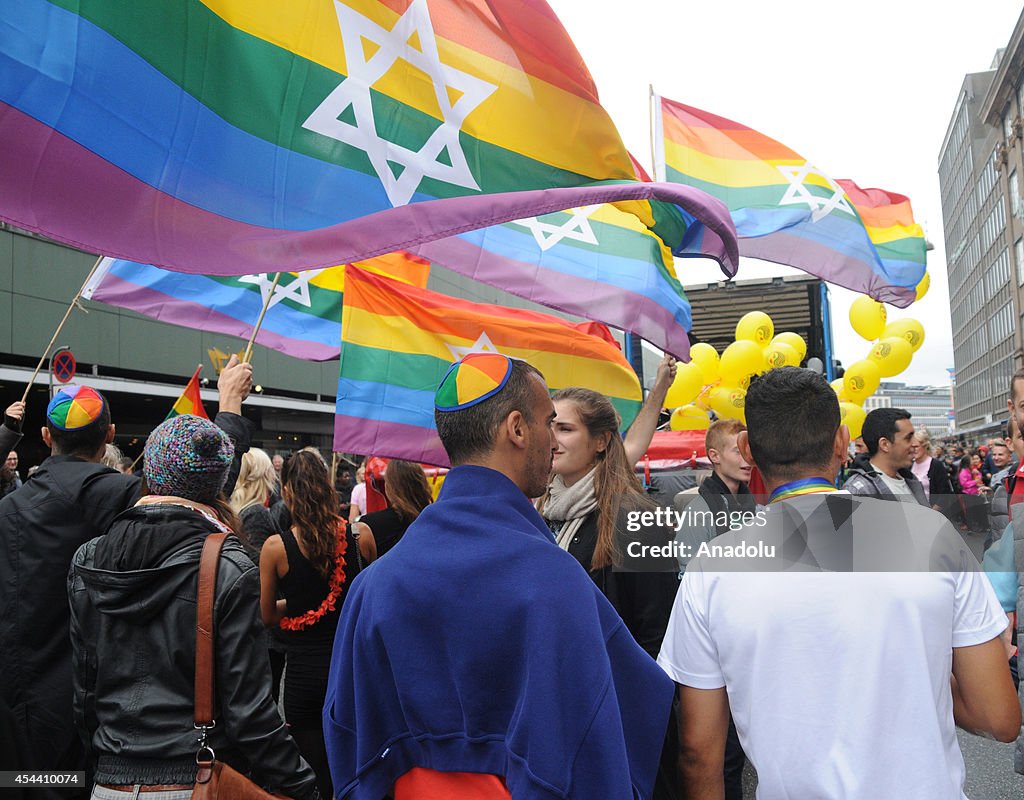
left=192, top=532, right=290, bottom=800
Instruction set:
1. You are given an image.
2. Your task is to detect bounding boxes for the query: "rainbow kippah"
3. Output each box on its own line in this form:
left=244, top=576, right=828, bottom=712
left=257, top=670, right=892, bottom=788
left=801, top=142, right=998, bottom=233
left=435, top=353, right=514, bottom=411
left=47, top=385, right=106, bottom=430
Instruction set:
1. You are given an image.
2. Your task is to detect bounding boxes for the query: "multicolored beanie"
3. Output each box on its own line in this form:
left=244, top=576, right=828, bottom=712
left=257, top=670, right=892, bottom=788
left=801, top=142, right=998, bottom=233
left=435, top=353, right=514, bottom=412
left=47, top=385, right=106, bottom=430
left=144, top=414, right=233, bottom=502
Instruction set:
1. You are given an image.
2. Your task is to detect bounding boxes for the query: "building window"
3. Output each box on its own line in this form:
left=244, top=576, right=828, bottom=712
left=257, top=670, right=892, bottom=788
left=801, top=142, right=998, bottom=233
left=1016, top=238, right=1024, bottom=285
left=1012, top=169, right=1021, bottom=220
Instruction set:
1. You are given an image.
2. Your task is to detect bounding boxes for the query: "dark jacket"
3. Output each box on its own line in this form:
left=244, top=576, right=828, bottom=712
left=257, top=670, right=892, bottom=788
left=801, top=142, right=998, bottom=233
left=698, top=471, right=758, bottom=537
left=0, top=457, right=139, bottom=771
left=0, top=411, right=250, bottom=770
left=565, top=509, right=679, bottom=660
left=842, top=454, right=929, bottom=507
left=69, top=504, right=317, bottom=797
left=239, top=503, right=278, bottom=565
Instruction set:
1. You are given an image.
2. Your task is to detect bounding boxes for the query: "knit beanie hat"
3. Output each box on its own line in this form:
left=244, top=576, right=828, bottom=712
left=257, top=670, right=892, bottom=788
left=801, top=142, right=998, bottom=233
left=144, top=415, right=233, bottom=502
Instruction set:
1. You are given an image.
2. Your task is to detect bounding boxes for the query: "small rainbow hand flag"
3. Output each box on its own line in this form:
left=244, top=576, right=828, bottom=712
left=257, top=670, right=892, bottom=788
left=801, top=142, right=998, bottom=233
left=336, top=267, right=642, bottom=466
left=654, top=96, right=926, bottom=306
left=167, top=367, right=208, bottom=421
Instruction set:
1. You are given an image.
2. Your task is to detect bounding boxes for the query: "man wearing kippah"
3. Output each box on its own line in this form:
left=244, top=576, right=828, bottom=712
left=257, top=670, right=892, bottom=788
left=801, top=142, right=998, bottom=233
left=324, top=353, right=674, bottom=799
left=0, top=357, right=253, bottom=792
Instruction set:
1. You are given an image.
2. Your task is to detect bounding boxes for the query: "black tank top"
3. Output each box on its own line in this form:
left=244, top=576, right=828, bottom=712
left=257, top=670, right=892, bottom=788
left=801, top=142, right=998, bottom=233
left=278, top=527, right=341, bottom=646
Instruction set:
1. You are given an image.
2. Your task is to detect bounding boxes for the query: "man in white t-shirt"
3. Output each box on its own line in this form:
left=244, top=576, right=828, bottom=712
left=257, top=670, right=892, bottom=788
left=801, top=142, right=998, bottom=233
left=657, top=367, right=1019, bottom=799
left=842, top=407, right=929, bottom=505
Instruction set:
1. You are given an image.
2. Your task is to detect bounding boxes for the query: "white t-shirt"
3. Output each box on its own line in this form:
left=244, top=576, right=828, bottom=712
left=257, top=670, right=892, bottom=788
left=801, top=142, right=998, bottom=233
left=350, top=482, right=367, bottom=515
left=870, top=459, right=916, bottom=501
left=657, top=494, right=1008, bottom=800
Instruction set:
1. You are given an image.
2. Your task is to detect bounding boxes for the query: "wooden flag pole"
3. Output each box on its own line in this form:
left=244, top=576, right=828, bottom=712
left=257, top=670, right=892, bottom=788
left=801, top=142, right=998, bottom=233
left=647, top=84, right=658, bottom=182
left=242, top=272, right=283, bottom=364
left=330, top=451, right=339, bottom=487
left=21, top=255, right=103, bottom=404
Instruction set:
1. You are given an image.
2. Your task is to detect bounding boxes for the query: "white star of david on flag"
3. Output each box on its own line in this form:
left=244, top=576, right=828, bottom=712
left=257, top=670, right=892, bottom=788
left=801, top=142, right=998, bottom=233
left=238, top=270, right=325, bottom=309
left=303, top=0, right=497, bottom=208
left=446, top=331, right=502, bottom=361
left=510, top=205, right=602, bottom=251
left=776, top=162, right=855, bottom=223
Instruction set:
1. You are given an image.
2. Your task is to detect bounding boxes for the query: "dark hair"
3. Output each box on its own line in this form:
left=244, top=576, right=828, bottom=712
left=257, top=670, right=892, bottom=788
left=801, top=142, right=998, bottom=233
left=1010, top=368, right=1024, bottom=402
left=47, top=402, right=112, bottom=458
left=435, top=359, right=544, bottom=465
left=0, top=465, right=13, bottom=496
left=958, top=455, right=974, bottom=474
left=281, top=450, right=342, bottom=579
left=538, top=388, right=653, bottom=570
left=744, top=367, right=840, bottom=481
left=861, top=408, right=912, bottom=457
left=383, top=460, right=433, bottom=522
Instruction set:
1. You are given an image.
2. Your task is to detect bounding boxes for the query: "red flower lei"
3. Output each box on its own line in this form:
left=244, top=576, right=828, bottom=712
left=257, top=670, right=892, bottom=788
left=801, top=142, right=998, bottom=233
left=279, top=523, right=348, bottom=632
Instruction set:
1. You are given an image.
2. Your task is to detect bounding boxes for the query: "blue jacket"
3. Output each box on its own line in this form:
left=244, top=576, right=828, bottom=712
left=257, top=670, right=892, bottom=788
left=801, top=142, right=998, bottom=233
left=324, top=465, right=674, bottom=799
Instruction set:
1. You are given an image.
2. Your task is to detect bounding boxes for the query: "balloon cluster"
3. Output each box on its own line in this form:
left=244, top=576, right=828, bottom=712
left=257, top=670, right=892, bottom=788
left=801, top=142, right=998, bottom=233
left=666, top=312, right=808, bottom=431
left=833, top=296, right=925, bottom=438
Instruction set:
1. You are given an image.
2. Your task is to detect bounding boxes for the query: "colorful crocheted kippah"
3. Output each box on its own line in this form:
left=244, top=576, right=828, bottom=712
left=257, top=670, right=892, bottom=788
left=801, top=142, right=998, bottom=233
left=435, top=353, right=514, bottom=412
left=144, top=414, right=233, bottom=502
left=46, top=385, right=106, bottom=431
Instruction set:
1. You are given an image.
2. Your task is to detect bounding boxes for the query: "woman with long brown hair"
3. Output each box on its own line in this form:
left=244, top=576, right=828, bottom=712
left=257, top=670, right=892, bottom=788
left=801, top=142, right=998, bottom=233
left=259, top=450, right=360, bottom=799
left=536, top=385, right=681, bottom=800
left=352, top=459, right=433, bottom=562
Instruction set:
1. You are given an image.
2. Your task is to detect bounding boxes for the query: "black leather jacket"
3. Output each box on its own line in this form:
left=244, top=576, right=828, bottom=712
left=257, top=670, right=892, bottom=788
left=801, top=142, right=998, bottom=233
left=68, top=503, right=317, bottom=798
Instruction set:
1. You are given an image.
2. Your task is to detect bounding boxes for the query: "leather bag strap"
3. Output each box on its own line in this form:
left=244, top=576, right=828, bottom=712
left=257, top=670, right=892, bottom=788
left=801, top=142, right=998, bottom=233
left=195, top=532, right=228, bottom=727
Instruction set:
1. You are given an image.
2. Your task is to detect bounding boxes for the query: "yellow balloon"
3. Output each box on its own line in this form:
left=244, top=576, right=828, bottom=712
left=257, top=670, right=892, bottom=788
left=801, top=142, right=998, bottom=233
left=709, top=385, right=747, bottom=420
left=914, top=272, right=930, bottom=302
left=830, top=378, right=848, bottom=401
left=763, top=341, right=800, bottom=370
left=849, top=296, right=887, bottom=341
left=670, top=405, right=710, bottom=431
left=868, top=336, right=913, bottom=377
left=720, top=340, right=763, bottom=385
left=839, top=402, right=867, bottom=439
left=736, top=311, right=775, bottom=347
left=882, top=318, right=925, bottom=352
left=843, top=359, right=881, bottom=402
left=689, top=343, right=719, bottom=383
left=772, top=331, right=807, bottom=362
left=664, top=362, right=704, bottom=409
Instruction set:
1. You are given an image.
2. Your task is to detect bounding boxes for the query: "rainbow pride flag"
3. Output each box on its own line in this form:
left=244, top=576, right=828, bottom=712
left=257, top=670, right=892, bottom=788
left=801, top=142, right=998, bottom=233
left=82, top=252, right=431, bottom=361
left=336, top=267, right=642, bottom=466
left=0, top=1, right=736, bottom=330
left=167, top=367, right=209, bottom=420
left=654, top=96, right=926, bottom=305
left=416, top=198, right=696, bottom=356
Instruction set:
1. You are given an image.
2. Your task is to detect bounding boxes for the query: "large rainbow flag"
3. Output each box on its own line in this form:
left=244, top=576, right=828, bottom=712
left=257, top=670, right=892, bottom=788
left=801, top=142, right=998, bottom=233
left=82, top=252, right=431, bottom=361
left=654, top=96, right=926, bottom=305
left=336, top=267, right=642, bottom=466
left=416, top=198, right=696, bottom=356
left=0, top=0, right=737, bottom=348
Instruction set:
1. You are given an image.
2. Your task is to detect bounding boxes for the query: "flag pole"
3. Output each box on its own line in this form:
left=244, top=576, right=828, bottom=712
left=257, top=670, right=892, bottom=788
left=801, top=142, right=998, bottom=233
left=21, top=255, right=103, bottom=404
left=330, top=451, right=339, bottom=487
left=648, top=84, right=658, bottom=182
left=242, top=272, right=283, bottom=363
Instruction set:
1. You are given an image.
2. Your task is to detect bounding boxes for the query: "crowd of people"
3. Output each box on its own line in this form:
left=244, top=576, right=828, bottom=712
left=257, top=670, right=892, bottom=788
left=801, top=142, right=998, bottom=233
left=0, top=351, right=1021, bottom=799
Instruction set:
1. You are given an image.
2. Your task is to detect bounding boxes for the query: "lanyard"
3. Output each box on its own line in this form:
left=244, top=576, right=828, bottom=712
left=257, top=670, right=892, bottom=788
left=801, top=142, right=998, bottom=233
left=768, top=477, right=837, bottom=504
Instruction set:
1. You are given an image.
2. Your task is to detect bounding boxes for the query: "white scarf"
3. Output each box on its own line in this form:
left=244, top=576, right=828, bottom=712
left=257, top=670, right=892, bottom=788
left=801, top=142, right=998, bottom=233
left=541, top=468, right=599, bottom=551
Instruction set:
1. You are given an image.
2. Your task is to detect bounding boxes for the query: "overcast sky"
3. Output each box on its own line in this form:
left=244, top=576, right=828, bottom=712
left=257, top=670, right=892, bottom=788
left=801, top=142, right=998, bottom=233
left=548, top=0, right=1024, bottom=386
